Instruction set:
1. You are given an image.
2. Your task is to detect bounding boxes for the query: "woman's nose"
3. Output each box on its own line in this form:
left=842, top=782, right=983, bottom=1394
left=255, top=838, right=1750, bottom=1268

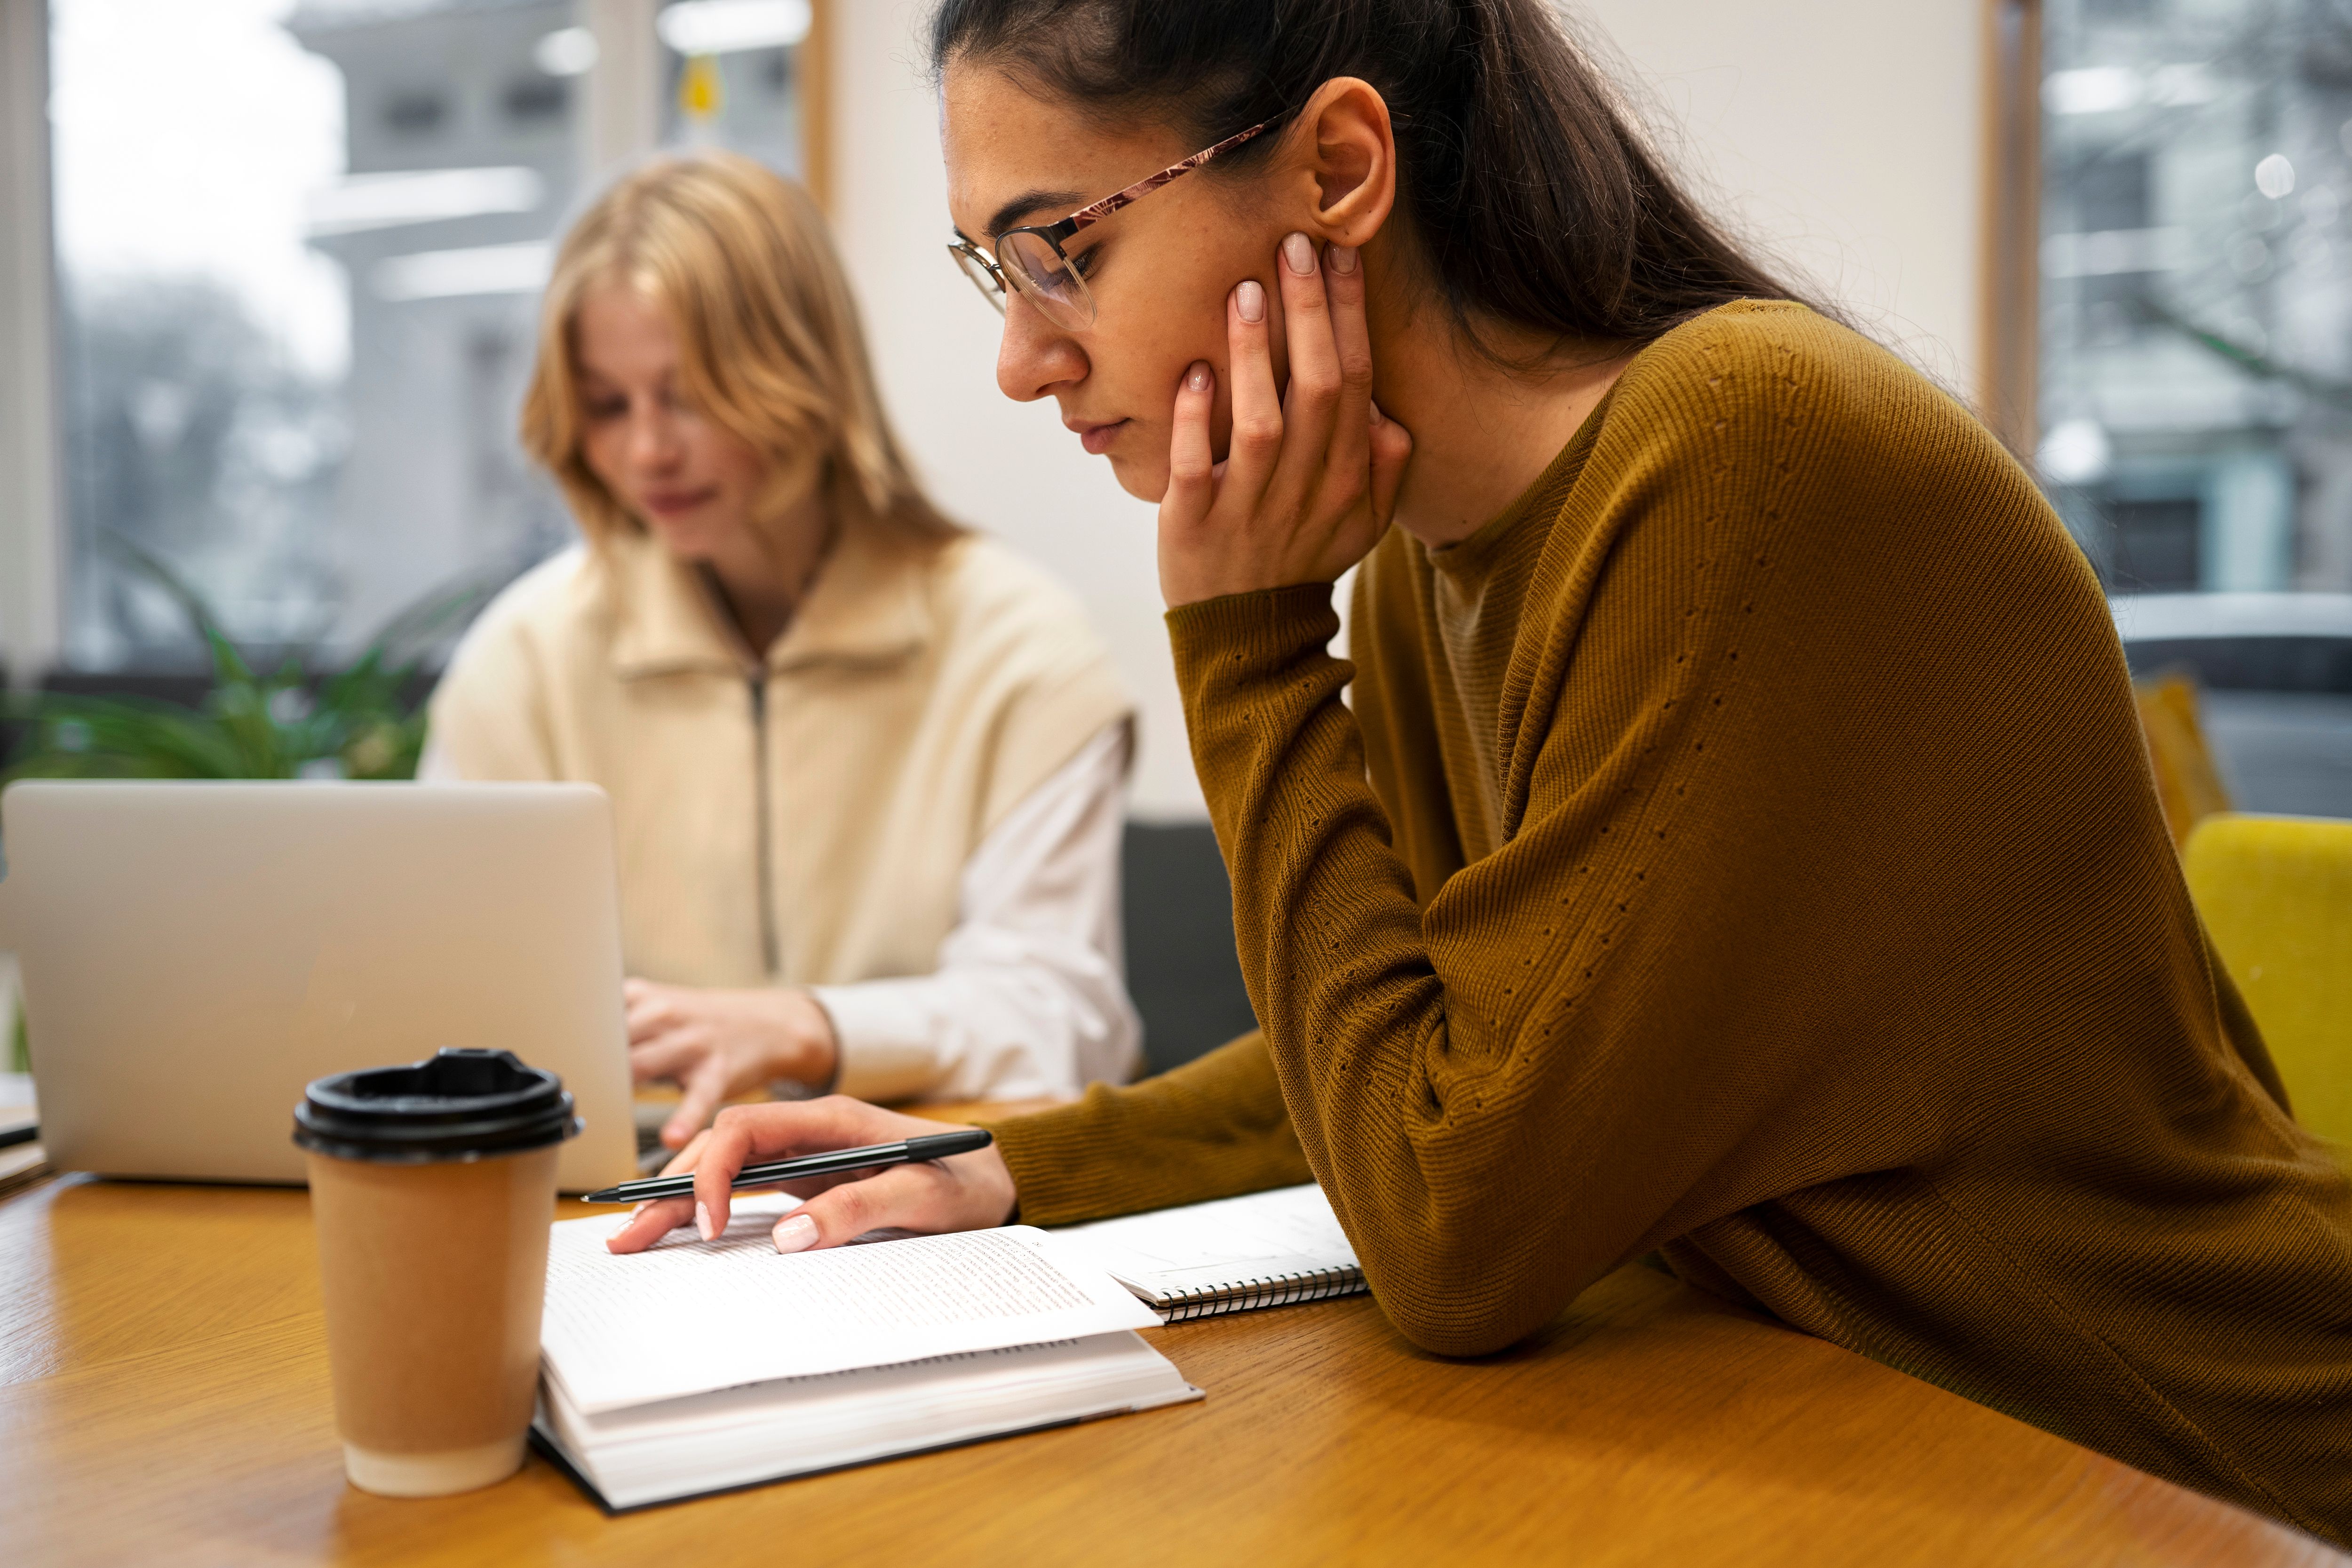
left=995, top=296, right=1087, bottom=404
left=625, top=407, right=682, bottom=470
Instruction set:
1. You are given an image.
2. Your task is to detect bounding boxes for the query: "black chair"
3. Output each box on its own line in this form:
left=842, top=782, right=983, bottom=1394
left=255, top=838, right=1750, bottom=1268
left=1121, top=821, right=1257, bottom=1078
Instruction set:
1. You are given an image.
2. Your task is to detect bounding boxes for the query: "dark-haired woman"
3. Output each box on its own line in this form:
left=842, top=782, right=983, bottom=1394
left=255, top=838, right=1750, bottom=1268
left=612, top=0, right=2352, bottom=1541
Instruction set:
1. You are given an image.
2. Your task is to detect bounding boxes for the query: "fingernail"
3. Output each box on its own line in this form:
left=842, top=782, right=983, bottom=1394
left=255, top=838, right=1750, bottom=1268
left=1370, top=399, right=1385, bottom=425
left=695, top=1201, right=715, bottom=1242
left=1235, top=279, right=1265, bottom=323
left=773, top=1214, right=818, bottom=1254
left=1282, top=232, right=1315, bottom=275
left=1186, top=361, right=1212, bottom=393
left=1327, top=244, right=1359, bottom=276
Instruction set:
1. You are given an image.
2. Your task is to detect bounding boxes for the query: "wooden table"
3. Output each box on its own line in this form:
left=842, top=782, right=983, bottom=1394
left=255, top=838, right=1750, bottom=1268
left=1, top=1170, right=2339, bottom=1567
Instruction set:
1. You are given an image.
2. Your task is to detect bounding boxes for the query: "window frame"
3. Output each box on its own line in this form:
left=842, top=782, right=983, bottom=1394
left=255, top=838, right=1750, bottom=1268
left=0, top=0, right=63, bottom=687
left=1980, top=0, right=2044, bottom=459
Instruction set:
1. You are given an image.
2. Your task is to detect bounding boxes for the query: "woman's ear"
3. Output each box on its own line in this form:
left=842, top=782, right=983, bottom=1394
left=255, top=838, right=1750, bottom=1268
left=1296, top=76, right=1396, bottom=248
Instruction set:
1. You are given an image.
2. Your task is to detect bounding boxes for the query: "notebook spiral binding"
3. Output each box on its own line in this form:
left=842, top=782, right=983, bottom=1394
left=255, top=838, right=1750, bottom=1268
left=1155, top=1262, right=1367, bottom=1323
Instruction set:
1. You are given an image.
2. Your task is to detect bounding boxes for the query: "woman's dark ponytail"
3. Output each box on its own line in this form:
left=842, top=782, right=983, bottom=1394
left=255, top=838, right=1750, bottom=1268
left=930, top=0, right=1817, bottom=353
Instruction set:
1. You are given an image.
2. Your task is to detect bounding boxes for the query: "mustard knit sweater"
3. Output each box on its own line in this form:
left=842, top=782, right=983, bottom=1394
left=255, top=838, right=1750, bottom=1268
left=993, top=302, right=2352, bottom=1543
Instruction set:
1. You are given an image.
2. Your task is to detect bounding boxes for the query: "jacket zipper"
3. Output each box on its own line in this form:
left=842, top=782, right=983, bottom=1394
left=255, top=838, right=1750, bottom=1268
left=747, top=673, right=780, bottom=978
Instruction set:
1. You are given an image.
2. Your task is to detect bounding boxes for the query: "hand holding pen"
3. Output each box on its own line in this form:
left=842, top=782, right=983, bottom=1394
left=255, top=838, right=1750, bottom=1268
left=601, top=1098, right=1019, bottom=1258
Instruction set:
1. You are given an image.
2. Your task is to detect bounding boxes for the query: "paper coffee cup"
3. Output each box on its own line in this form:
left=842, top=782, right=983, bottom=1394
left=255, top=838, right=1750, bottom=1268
left=294, top=1048, right=580, bottom=1498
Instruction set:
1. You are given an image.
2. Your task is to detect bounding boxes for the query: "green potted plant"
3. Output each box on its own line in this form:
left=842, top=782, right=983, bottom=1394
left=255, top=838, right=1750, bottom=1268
left=3, top=540, right=494, bottom=785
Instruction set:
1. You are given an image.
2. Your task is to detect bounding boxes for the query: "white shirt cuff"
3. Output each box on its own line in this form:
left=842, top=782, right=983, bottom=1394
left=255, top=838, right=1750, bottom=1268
left=809, top=981, right=950, bottom=1103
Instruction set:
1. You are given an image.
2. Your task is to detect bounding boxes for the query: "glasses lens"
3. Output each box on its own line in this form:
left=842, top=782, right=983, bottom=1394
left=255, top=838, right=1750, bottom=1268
left=997, top=231, right=1096, bottom=330
left=950, top=244, right=1006, bottom=316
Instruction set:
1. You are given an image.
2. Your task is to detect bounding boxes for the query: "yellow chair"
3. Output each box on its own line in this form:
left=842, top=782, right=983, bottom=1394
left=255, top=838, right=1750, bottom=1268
left=2135, top=671, right=2232, bottom=848
left=2182, top=814, right=2352, bottom=1154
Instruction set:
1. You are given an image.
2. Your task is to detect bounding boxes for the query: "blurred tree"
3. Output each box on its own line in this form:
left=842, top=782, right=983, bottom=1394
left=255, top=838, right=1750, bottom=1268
left=58, top=276, right=348, bottom=664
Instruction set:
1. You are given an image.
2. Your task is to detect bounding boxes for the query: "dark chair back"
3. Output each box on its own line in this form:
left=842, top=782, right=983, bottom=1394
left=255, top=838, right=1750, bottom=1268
left=1121, top=821, right=1257, bottom=1078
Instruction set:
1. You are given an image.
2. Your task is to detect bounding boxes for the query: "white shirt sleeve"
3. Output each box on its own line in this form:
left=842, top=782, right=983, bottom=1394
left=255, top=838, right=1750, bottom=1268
left=812, top=720, right=1144, bottom=1103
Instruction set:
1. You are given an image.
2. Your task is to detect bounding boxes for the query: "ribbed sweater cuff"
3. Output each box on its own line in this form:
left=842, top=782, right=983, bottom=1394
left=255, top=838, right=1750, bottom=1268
left=985, top=1033, right=1311, bottom=1229
left=987, top=1085, right=1139, bottom=1228
left=1164, top=584, right=1341, bottom=689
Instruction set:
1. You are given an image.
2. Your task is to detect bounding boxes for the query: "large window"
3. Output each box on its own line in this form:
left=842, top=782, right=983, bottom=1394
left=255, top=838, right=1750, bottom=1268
left=2039, top=0, right=2352, bottom=820
left=46, top=0, right=813, bottom=669
left=2040, top=0, right=2352, bottom=595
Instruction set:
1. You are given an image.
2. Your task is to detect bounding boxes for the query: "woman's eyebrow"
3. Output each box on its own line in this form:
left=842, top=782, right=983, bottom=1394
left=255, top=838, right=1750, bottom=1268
left=984, top=188, right=1083, bottom=239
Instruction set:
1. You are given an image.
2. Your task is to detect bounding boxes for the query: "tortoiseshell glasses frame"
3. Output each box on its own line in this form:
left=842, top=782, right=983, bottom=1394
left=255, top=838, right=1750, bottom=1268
left=948, top=118, right=1278, bottom=331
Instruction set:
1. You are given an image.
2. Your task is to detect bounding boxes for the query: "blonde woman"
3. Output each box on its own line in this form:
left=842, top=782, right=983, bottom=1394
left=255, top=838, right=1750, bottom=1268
left=423, top=153, right=1140, bottom=1146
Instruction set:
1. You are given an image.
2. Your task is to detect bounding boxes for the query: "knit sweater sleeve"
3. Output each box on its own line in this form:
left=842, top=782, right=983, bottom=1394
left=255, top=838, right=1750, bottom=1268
left=987, top=1029, right=1310, bottom=1226
left=1161, top=307, right=2138, bottom=1358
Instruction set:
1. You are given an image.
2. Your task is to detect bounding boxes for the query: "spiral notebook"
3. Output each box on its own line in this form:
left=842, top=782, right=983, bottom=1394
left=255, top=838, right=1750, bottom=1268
left=1050, top=1184, right=1366, bottom=1322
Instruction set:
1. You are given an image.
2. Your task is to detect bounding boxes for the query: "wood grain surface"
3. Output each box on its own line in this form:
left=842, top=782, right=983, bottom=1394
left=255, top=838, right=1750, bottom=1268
left=2, top=1166, right=2339, bottom=1567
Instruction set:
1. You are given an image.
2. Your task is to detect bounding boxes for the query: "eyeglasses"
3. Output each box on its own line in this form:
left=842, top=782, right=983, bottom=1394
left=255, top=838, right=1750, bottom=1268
left=948, top=118, right=1277, bottom=332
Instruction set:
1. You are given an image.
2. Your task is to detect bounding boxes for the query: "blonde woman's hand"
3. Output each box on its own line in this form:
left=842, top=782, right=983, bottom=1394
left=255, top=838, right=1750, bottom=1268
left=624, top=979, right=840, bottom=1149
left=602, top=1097, right=1018, bottom=1256
left=1157, top=232, right=1413, bottom=608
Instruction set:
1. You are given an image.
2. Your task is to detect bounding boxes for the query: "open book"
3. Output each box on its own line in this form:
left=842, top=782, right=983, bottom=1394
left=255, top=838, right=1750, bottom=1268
left=534, top=1197, right=1200, bottom=1509
left=1051, top=1184, right=1367, bottom=1321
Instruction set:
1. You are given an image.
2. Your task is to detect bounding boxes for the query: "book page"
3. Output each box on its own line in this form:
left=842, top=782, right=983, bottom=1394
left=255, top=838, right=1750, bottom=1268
left=542, top=1201, right=1161, bottom=1414
left=1052, top=1185, right=1361, bottom=1294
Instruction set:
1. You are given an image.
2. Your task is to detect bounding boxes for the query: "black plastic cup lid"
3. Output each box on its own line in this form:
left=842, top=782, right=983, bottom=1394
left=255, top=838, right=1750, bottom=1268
left=293, top=1048, right=581, bottom=1164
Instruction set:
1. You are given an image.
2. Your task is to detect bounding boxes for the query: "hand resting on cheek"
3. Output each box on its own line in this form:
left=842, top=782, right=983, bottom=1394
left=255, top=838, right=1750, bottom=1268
left=1157, top=231, right=1413, bottom=608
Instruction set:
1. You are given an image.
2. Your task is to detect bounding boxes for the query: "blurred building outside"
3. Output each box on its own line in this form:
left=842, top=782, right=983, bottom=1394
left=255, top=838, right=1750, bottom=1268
left=2041, top=0, right=2352, bottom=596
left=47, top=0, right=810, bottom=670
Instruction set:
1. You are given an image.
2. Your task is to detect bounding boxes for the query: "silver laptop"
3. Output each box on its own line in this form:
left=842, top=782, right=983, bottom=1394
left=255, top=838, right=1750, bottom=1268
left=0, top=781, right=638, bottom=1193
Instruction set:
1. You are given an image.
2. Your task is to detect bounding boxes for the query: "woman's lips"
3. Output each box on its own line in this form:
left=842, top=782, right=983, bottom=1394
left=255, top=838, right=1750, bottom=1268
left=1073, top=419, right=1128, bottom=455
left=640, top=488, right=718, bottom=519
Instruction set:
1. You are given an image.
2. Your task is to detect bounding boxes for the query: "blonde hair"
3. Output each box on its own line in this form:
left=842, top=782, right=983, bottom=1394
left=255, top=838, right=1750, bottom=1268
left=521, top=151, right=958, bottom=555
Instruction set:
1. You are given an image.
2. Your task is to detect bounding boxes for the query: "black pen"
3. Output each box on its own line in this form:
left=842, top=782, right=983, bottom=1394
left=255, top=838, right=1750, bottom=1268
left=580, top=1129, right=994, bottom=1204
